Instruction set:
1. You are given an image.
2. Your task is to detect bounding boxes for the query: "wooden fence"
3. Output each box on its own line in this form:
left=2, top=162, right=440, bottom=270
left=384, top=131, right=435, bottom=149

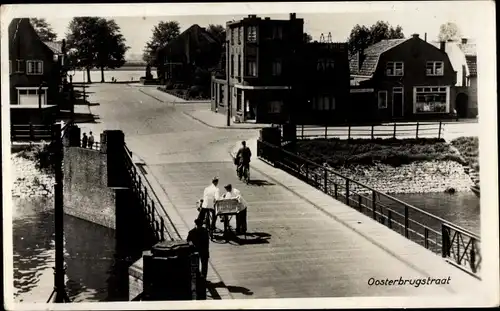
left=296, top=122, right=444, bottom=140
left=11, top=123, right=53, bottom=142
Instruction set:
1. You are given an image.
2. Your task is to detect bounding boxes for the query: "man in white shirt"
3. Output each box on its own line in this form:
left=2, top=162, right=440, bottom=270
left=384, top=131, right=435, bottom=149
left=222, top=184, right=247, bottom=234
left=198, top=177, right=220, bottom=230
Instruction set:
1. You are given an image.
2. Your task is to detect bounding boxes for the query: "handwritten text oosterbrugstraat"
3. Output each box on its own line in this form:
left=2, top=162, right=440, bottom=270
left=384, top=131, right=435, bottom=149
left=368, top=276, right=451, bottom=288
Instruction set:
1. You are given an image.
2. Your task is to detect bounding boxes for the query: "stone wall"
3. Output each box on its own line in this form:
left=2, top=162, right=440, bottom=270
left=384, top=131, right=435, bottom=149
left=63, top=146, right=116, bottom=229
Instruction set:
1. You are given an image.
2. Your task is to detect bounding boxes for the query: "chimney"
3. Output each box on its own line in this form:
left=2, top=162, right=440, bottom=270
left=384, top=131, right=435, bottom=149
left=440, top=41, right=446, bottom=52
left=412, top=33, right=419, bottom=39
left=461, top=38, right=468, bottom=44
left=290, top=13, right=296, bottom=20
left=424, top=33, right=427, bottom=42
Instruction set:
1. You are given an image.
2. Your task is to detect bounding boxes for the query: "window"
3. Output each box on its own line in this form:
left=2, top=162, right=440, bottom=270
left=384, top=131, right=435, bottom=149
left=426, top=61, right=444, bottom=76
left=247, top=60, right=257, bottom=76
left=378, top=91, right=388, bottom=109
left=27, top=60, right=43, bottom=75
left=231, top=55, right=234, bottom=77
left=312, top=96, right=335, bottom=110
left=237, top=55, right=241, bottom=77
left=16, top=59, right=24, bottom=73
left=238, top=27, right=242, bottom=44
left=219, top=85, right=224, bottom=105
left=268, top=100, right=283, bottom=113
left=247, top=26, right=257, bottom=42
left=273, top=26, right=283, bottom=39
left=414, top=86, right=448, bottom=113
left=231, top=28, right=235, bottom=45
left=317, top=58, right=335, bottom=71
left=386, top=62, right=404, bottom=76
left=272, top=60, right=282, bottom=76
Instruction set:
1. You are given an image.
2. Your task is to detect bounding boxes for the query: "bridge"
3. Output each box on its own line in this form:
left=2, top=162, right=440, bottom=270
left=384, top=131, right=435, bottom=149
left=61, top=84, right=482, bottom=301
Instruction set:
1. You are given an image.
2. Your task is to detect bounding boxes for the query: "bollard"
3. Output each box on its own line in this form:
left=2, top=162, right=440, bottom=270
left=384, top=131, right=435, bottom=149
left=143, top=240, right=202, bottom=301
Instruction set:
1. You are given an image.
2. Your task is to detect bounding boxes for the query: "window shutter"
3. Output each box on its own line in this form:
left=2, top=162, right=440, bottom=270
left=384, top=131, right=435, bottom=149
left=37, top=61, right=43, bottom=74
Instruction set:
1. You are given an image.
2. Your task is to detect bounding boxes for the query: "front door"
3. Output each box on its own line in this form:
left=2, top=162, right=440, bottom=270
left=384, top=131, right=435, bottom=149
left=392, top=87, right=404, bottom=118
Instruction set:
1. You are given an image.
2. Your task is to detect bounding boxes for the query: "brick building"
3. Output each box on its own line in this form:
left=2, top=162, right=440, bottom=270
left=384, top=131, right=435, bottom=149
left=349, top=34, right=457, bottom=122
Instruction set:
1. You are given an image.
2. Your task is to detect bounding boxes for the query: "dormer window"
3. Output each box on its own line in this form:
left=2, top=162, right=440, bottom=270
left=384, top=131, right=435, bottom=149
left=247, top=26, right=257, bottom=42
left=426, top=61, right=444, bottom=76
left=386, top=62, right=404, bottom=76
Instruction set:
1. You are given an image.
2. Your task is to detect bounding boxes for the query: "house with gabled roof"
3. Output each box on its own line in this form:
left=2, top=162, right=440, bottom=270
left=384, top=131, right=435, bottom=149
left=349, top=34, right=457, bottom=122
left=431, top=38, right=477, bottom=118
left=9, top=18, right=65, bottom=125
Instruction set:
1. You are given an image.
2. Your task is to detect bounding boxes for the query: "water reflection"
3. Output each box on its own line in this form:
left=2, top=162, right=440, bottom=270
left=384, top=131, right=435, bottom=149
left=391, top=192, right=480, bottom=235
left=12, top=197, right=129, bottom=302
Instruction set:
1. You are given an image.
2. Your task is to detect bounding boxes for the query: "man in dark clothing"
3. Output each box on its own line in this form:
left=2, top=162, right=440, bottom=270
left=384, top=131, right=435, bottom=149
left=235, top=141, right=252, bottom=179
left=187, top=218, right=210, bottom=280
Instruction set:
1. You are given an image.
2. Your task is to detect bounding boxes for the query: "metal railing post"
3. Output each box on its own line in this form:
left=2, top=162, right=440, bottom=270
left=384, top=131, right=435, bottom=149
left=404, top=205, right=409, bottom=238
left=393, top=123, right=397, bottom=139
left=324, top=168, right=328, bottom=192
left=441, top=224, right=450, bottom=258
left=325, top=126, right=328, bottom=140
left=348, top=126, right=351, bottom=140
left=416, top=122, right=419, bottom=139
left=372, top=191, right=377, bottom=219
left=371, top=125, right=374, bottom=140
left=387, top=210, right=393, bottom=229
left=301, top=125, right=304, bottom=139
left=424, top=227, right=429, bottom=249
left=438, top=121, right=442, bottom=139
left=29, top=122, right=34, bottom=141
left=345, top=179, right=350, bottom=204
left=470, top=241, right=477, bottom=273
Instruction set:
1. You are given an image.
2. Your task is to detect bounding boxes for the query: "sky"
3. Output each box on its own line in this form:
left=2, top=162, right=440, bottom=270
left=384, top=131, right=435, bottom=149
left=4, top=1, right=493, bottom=60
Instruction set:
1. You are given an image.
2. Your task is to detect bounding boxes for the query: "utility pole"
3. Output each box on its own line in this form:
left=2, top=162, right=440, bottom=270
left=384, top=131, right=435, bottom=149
left=226, top=40, right=231, bottom=126
left=47, top=123, right=70, bottom=303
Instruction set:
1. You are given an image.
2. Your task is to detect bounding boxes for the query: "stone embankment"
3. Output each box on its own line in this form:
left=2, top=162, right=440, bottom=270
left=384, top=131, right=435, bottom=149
left=11, top=153, right=55, bottom=199
left=313, top=160, right=473, bottom=195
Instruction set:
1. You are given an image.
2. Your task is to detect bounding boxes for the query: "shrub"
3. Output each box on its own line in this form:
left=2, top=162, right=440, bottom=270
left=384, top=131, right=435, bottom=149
left=16, top=144, right=55, bottom=174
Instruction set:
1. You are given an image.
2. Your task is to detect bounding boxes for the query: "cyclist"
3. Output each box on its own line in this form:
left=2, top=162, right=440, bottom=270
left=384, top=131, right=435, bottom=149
left=235, top=141, right=252, bottom=181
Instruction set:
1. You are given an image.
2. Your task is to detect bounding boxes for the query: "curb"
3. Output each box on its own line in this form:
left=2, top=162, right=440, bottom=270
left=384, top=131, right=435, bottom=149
left=182, top=111, right=270, bottom=130
left=227, top=142, right=469, bottom=289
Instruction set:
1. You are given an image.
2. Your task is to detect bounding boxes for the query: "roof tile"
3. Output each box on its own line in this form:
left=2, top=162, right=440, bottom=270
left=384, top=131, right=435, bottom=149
left=349, top=38, right=408, bottom=76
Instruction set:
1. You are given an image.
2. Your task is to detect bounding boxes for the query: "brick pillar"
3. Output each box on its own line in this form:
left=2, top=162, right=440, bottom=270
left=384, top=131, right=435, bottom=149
left=105, top=130, right=128, bottom=188
left=143, top=240, right=202, bottom=301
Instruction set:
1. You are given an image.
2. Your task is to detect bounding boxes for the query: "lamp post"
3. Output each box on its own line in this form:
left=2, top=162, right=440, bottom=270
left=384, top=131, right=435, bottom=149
left=226, top=40, right=231, bottom=126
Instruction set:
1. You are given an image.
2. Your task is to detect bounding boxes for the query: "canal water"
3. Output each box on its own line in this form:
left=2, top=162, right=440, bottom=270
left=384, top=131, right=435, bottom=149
left=12, top=197, right=129, bottom=303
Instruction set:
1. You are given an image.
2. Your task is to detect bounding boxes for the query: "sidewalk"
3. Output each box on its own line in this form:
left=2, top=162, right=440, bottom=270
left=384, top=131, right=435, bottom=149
left=183, top=109, right=273, bottom=130
left=228, top=139, right=482, bottom=294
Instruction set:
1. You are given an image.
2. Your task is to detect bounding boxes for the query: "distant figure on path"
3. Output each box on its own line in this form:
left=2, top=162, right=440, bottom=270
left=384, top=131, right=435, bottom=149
left=82, top=133, right=88, bottom=148
left=235, top=141, right=252, bottom=180
left=88, top=131, right=95, bottom=149
left=187, top=218, right=210, bottom=280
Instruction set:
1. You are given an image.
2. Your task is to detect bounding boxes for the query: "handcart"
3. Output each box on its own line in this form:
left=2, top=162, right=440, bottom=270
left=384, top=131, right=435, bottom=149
left=214, top=198, right=247, bottom=241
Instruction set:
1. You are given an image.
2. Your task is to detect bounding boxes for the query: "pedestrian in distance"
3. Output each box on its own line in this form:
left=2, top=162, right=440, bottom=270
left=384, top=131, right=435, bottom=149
left=88, top=131, right=95, bottom=149
left=187, top=218, right=210, bottom=280
left=82, top=133, right=88, bottom=148
left=235, top=141, right=252, bottom=180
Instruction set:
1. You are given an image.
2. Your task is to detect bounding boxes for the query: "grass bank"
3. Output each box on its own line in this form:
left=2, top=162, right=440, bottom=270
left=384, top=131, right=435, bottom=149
left=295, top=138, right=465, bottom=168
left=450, top=136, right=479, bottom=171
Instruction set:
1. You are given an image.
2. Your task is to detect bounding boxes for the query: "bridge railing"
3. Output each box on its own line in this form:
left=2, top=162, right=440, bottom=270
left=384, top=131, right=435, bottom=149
left=123, top=144, right=181, bottom=243
left=296, top=122, right=444, bottom=140
left=257, top=139, right=481, bottom=278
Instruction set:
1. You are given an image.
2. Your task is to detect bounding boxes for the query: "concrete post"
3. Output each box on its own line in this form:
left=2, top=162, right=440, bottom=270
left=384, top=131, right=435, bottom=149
left=105, top=130, right=127, bottom=188
left=142, top=240, right=202, bottom=301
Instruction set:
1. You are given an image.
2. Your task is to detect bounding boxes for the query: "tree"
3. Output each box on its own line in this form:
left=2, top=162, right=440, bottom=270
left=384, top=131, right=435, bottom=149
left=30, top=18, right=57, bottom=42
left=347, top=21, right=404, bottom=56
left=303, top=33, right=313, bottom=43
left=438, top=22, right=462, bottom=42
left=94, top=19, right=129, bottom=82
left=207, top=24, right=226, bottom=44
left=66, top=17, right=129, bottom=83
left=142, top=21, right=180, bottom=66
left=66, top=17, right=100, bottom=83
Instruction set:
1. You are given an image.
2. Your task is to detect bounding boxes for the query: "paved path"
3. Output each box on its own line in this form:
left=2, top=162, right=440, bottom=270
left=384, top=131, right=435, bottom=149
left=78, top=84, right=482, bottom=300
